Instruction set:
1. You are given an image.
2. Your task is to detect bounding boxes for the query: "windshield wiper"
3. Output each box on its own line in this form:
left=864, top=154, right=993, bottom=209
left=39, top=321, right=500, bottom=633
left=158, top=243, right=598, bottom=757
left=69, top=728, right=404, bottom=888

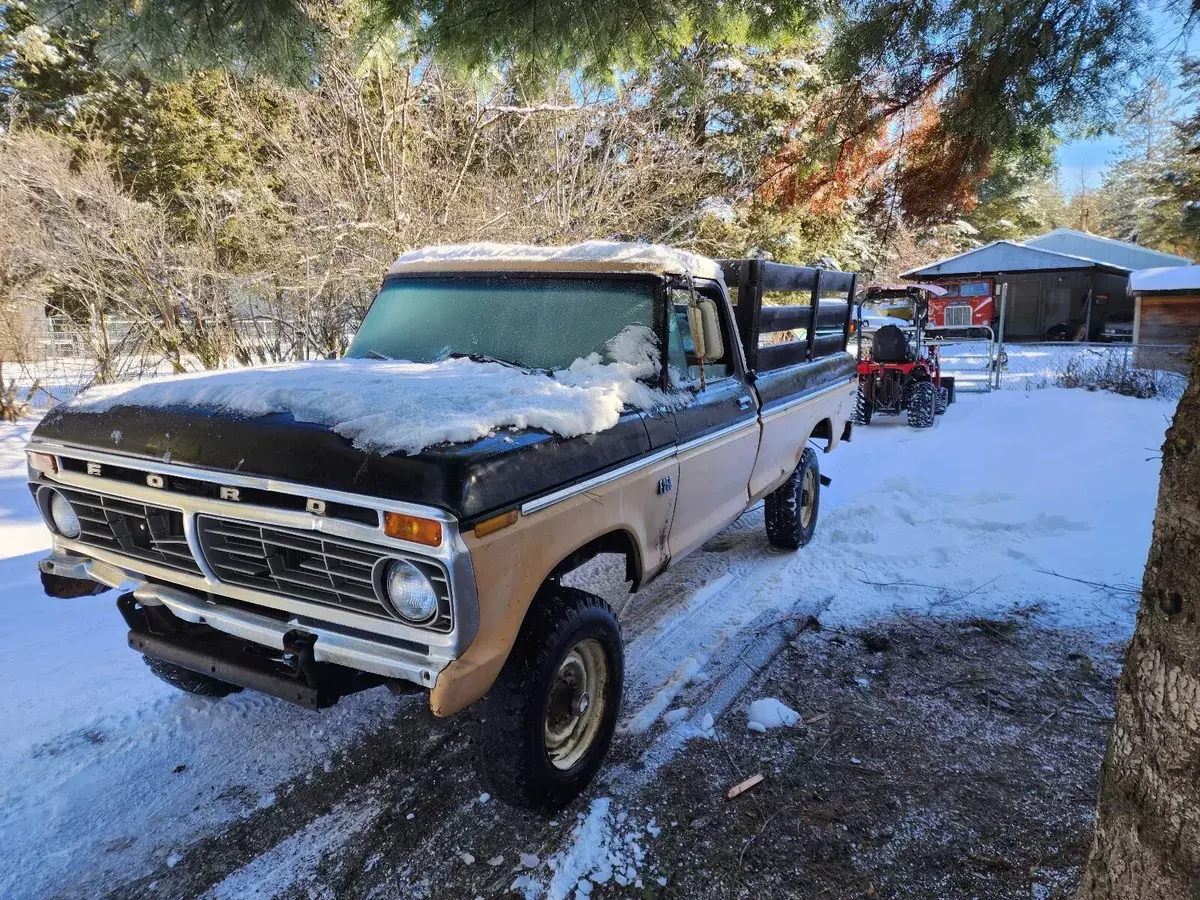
left=441, top=351, right=532, bottom=371
left=363, top=349, right=392, bottom=360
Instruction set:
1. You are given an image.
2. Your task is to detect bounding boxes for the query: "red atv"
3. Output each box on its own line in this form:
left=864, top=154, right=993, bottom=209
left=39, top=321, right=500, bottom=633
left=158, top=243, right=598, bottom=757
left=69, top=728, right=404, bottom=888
left=853, top=290, right=954, bottom=428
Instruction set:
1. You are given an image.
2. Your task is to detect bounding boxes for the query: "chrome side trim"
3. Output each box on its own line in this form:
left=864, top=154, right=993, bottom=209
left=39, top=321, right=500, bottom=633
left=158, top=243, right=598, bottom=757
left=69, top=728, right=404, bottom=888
left=39, top=553, right=443, bottom=686
left=520, top=444, right=677, bottom=516
left=674, top=417, right=759, bottom=456
left=758, top=378, right=854, bottom=422
left=519, top=417, right=762, bottom=516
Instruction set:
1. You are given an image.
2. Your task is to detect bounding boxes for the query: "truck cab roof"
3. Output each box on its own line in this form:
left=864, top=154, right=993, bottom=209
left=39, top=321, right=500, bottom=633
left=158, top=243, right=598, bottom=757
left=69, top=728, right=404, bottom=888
left=386, top=240, right=725, bottom=281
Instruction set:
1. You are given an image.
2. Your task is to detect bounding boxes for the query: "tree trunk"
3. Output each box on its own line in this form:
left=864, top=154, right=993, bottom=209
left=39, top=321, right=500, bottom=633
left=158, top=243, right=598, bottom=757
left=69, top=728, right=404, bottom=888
left=1079, top=339, right=1200, bottom=900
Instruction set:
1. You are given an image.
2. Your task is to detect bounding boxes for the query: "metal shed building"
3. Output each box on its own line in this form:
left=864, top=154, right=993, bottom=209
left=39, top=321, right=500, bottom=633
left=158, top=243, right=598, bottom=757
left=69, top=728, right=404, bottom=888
left=903, top=229, right=1191, bottom=340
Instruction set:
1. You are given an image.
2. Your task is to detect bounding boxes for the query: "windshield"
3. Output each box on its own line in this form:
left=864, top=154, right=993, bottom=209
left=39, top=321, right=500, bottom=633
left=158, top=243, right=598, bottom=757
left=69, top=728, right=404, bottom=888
left=347, top=275, right=659, bottom=371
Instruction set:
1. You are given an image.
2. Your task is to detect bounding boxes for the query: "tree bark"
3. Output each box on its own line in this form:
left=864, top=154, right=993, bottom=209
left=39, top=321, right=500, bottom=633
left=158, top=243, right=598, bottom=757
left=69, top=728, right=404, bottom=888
left=1079, top=338, right=1200, bottom=900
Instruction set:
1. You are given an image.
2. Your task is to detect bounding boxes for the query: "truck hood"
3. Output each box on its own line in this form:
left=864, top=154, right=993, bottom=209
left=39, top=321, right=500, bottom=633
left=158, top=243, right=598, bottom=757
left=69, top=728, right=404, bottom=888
left=32, top=361, right=663, bottom=523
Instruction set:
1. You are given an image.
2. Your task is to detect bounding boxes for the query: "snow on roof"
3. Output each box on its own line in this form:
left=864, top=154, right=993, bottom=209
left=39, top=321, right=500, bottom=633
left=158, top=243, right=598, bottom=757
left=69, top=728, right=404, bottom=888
left=386, top=241, right=724, bottom=281
left=1130, top=265, right=1200, bottom=293
left=904, top=229, right=1192, bottom=280
left=901, top=240, right=1107, bottom=278
left=1026, top=228, right=1192, bottom=270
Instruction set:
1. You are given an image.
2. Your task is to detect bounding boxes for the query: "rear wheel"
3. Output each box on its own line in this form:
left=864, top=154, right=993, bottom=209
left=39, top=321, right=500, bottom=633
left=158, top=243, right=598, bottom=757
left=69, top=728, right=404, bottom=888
left=479, top=586, right=623, bottom=811
left=852, top=385, right=873, bottom=425
left=907, top=381, right=936, bottom=428
left=143, top=656, right=243, bottom=698
left=765, top=447, right=820, bottom=550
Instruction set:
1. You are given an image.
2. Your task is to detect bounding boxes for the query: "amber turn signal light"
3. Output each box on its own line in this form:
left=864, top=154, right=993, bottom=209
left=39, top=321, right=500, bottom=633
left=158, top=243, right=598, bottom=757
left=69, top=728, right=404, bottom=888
left=384, top=512, right=443, bottom=546
left=27, top=451, right=58, bottom=475
left=473, top=509, right=519, bottom=538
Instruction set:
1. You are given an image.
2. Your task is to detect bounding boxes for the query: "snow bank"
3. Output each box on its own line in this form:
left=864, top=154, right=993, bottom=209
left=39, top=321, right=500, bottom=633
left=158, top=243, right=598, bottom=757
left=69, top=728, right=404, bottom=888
left=67, top=327, right=686, bottom=456
left=747, top=698, right=801, bottom=732
left=389, top=240, right=724, bottom=281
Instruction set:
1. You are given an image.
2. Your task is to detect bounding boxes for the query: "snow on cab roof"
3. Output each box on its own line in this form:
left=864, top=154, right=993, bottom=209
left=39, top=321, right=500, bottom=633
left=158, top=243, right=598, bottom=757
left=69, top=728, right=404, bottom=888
left=387, top=241, right=724, bottom=281
left=1130, top=265, right=1200, bottom=293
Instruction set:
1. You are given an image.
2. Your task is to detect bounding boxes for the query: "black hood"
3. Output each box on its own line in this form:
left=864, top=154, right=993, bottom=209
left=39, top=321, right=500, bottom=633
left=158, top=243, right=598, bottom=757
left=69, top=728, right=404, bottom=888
left=31, top=402, right=654, bottom=525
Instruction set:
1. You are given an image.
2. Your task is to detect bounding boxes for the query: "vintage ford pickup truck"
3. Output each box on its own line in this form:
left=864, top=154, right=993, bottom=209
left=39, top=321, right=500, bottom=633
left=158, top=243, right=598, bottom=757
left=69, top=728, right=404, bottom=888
left=26, top=243, right=857, bottom=809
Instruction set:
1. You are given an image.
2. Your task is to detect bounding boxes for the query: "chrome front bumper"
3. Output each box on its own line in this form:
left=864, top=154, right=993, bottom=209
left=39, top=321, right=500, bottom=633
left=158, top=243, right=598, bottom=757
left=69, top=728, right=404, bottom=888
left=40, top=552, right=447, bottom=687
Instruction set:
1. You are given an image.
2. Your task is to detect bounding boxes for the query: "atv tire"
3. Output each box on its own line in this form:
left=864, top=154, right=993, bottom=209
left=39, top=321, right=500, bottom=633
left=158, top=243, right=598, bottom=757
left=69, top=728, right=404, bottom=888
left=941, top=376, right=956, bottom=407
left=936, top=386, right=948, bottom=415
left=852, top=386, right=873, bottom=425
left=765, top=446, right=820, bottom=550
left=143, top=656, right=244, bottom=698
left=479, top=586, right=623, bottom=811
left=907, top=380, right=936, bottom=428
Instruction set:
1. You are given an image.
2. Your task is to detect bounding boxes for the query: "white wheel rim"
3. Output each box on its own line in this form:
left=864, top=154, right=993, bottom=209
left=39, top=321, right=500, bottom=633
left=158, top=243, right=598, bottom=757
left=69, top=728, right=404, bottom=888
left=544, top=638, right=608, bottom=771
left=799, top=467, right=817, bottom=529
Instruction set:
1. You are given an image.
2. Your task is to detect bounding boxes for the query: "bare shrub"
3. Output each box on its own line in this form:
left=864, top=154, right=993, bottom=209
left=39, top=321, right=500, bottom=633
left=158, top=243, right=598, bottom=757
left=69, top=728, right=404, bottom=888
left=1057, top=354, right=1164, bottom=399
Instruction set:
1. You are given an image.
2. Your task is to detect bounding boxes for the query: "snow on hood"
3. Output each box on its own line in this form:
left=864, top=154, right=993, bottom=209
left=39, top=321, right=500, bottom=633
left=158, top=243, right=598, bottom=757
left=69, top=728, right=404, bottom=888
left=67, top=327, right=687, bottom=456
left=387, top=240, right=724, bottom=282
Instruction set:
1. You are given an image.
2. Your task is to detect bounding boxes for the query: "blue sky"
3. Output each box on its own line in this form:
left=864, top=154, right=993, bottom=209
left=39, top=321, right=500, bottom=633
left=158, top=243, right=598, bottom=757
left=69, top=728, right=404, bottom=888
left=1055, top=3, right=1200, bottom=190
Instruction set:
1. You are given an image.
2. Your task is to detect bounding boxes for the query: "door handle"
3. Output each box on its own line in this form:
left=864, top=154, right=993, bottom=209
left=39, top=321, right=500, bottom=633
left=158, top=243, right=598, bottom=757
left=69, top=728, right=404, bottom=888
left=738, top=395, right=753, bottom=410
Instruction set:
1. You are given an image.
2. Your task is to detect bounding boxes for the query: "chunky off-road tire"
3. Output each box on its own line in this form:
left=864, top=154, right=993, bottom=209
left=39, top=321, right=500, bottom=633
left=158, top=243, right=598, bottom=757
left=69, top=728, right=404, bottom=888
left=936, top=386, right=948, bottom=414
left=907, top=380, right=936, bottom=428
left=479, top=586, right=623, bottom=811
left=143, top=656, right=244, bottom=698
left=852, top=385, right=873, bottom=425
left=764, top=446, right=820, bottom=550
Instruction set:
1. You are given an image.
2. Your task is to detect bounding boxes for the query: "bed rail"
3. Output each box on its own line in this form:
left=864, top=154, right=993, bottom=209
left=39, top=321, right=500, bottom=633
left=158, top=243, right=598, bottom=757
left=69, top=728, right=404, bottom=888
left=718, top=258, right=858, bottom=374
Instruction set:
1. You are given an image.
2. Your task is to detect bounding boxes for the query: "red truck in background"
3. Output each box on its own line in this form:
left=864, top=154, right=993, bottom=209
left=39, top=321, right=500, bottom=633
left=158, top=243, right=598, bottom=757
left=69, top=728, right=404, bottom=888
left=926, top=278, right=997, bottom=338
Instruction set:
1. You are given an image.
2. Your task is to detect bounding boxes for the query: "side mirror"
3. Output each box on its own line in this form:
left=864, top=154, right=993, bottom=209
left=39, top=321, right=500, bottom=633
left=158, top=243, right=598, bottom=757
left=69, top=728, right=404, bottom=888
left=686, top=297, right=725, bottom=363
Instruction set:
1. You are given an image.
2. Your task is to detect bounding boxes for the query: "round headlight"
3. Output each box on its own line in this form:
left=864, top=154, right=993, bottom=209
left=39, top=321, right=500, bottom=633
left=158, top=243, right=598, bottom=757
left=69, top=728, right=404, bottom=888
left=50, top=492, right=81, bottom=539
left=385, top=560, right=439, bottom=624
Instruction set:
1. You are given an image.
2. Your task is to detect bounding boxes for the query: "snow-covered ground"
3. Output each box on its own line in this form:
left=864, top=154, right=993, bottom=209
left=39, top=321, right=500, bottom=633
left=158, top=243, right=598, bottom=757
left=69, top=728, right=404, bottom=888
left=0, top=386, right=1175, bottom=898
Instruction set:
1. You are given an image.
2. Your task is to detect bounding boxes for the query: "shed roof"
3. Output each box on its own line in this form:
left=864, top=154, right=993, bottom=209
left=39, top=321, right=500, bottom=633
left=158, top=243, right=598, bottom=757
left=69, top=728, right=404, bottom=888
left=1130, top=265, right=1200, bottom=293
left=903, top=229, right=1193, bottom=280
left=901, top=240, right=1123, bottom=279
left=1025, top=228, right=1191, bottom=271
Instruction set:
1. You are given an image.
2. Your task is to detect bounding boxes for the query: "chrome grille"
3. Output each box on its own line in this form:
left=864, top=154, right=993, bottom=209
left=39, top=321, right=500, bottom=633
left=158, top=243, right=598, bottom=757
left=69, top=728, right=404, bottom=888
left=195, top=516, right=452, bottom=630
left=944, top=304, right=972, bottom=328
left=56, top=487, right=201, bottom=574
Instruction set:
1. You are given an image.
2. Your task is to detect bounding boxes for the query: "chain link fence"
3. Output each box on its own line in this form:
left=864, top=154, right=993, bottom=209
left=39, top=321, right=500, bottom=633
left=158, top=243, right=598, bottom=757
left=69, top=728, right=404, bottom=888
left=3, top=315, right=349, bottom=416
left=938, top=341, right=1190, bottom=400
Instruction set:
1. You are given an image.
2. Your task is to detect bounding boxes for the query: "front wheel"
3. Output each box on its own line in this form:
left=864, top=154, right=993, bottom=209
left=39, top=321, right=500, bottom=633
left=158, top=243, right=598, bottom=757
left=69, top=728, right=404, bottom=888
left=479, top=587, right=623, bottom=811
left=764, top=446, right=820, bottom=550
